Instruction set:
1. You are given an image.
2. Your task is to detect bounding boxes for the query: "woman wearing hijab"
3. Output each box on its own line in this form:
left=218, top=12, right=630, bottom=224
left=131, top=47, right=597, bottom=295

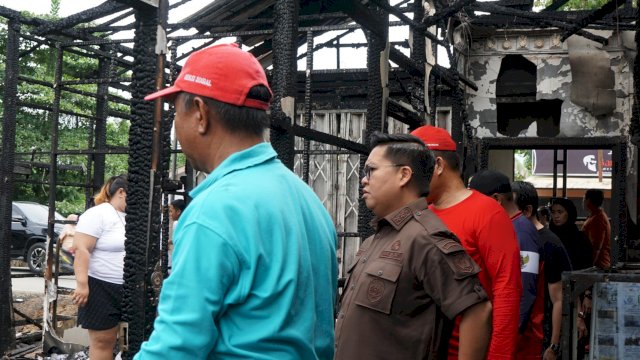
left=549, top=198, right=593, bottom=270
left=549, top=197, right=593, bottom=359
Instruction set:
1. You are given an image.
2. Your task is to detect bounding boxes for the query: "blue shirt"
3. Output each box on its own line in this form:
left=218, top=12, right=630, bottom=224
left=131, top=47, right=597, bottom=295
left=511, top=212, right=543, bottom=332
left=135, top=143, right=338, bottom=359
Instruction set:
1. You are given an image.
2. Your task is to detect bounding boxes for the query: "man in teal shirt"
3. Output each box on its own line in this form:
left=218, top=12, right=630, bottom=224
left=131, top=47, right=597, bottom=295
left=137, top=43, right=338, bottom=359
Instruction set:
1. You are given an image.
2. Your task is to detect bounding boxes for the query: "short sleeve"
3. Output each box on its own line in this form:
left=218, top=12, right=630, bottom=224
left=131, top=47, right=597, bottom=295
left=410, top=233, right=487, bottom=320
left=75, top=206, right=103, bottom=238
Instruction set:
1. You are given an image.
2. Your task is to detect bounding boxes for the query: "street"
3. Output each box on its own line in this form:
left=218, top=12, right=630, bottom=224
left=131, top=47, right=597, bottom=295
left=11, top=267, right=76, bottom=294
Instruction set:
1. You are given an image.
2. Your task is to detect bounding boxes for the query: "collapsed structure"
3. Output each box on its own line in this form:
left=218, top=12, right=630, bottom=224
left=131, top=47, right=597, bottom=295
left=0, top=0, right=637, bottom=358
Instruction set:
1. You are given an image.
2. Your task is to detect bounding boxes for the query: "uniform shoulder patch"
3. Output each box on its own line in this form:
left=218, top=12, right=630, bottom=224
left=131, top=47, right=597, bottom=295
left=434, top=238, right=464, bottom=254
left=390, top=207, right=413, bottom=228
left=452, top=254, right=475, bottom=274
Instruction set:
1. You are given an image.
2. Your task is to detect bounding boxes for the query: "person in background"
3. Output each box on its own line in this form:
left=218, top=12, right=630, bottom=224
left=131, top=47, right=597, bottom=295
left=335, top=132, right=491, bottom=360
left=59, top=214, right=79, bottom=253
left=469, top=171, right=544, bottom=360
left=136, top=43, right=337, bottom=359
left=73, top=175, right=128, bottom=360
left=411, top=125, right=521, bottom=360
left=511, top=181, right=572, bottom=360
left=167, top=198, right=185, bottom=271
left=582, top=189, right=611, bottom=270
left=549, top=197, right=593, bottom=359
left=169, top=199, right=185, bottom=229
left=538, top=206, right=551, bottom=228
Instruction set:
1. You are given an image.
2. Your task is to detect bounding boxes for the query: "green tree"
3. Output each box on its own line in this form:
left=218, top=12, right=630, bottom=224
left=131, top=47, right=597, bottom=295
left=534, top=0, right=610, bottom=10
left=0, top=3, right=131, bottom=216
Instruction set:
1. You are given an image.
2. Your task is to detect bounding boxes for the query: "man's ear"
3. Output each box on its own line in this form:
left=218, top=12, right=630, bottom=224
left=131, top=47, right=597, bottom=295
left=523, top=204, right=533, bottom=218
left=399, top=166, right=413, bottom=187
left=193, top=97, right=210, bottom=135
left=491, top=193, right=502, bottom=204
left=433, top=156, right=445, bottom=176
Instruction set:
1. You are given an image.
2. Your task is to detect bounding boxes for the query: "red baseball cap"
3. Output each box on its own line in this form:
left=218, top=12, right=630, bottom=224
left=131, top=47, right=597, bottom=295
left=145, top=43, right=272, bottom=110
left=410, top=125, right=457, bottom=151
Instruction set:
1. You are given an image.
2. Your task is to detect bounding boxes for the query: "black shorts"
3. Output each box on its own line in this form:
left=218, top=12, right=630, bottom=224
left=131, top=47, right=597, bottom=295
left=77, top=276, right=123, bottom=330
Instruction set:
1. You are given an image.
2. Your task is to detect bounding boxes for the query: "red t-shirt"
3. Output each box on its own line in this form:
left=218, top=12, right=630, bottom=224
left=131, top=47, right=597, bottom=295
left=516, top=262, right=545, bottom=359
left=582, top=209, right=611, bottom=269
left=430, top=190, right=522, bottom=360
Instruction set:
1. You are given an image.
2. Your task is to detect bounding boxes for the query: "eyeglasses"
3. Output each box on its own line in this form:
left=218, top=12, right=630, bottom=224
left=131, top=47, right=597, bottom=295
left=361, top=164, right=405, bottom=179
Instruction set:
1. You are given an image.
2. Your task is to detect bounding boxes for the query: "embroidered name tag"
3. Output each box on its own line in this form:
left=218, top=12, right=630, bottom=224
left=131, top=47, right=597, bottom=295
left=379, top=250, right=403, bottom=261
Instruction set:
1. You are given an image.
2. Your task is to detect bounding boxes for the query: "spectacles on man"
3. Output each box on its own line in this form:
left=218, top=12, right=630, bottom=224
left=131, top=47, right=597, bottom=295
left=362, top=164, right=406, bottom=179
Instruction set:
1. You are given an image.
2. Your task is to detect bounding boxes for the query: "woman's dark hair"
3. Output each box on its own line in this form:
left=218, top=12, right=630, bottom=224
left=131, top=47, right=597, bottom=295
left=171, top=199, right=186, bottom=212
left=538, top=206, right=550, bottom=221
left=551, top=197, right=578, bottom=224
left=95, top=175, right=128, bottom=205
left=369, top=131, right=434, bottom=197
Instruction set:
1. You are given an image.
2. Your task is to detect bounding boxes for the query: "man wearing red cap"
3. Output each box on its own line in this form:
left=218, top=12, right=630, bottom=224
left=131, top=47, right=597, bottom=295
left=135, top=43, right=338, bottom=359
left=410, top=125, right=522, bottom=359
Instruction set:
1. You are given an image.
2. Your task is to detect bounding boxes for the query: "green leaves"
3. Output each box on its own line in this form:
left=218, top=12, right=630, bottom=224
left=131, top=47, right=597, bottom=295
left=534, top=0, right=610, bottom=10
left=0, top=14, right=131, bottom=216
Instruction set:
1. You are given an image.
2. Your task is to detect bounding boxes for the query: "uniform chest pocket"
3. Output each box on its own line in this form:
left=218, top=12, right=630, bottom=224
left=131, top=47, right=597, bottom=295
left=355, top=261, right=403, bottom=315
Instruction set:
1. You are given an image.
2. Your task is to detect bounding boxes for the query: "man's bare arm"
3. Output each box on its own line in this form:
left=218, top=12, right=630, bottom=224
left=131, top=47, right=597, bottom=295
left=459, top=300, right=493, bottom=360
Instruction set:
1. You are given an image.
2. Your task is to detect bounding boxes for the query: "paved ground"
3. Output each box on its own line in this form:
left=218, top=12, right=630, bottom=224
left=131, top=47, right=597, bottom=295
left=11, top=267, right=76, bottom=293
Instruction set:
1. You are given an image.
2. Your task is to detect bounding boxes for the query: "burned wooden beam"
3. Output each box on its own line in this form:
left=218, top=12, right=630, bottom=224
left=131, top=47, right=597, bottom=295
left=291, top=125, right=369, bottom=155
left=32, top=1, right=130, bottom=36
left=368, top=0, right=447, bottom=47
left=389, top=47, right=478, bottom=91
left=543, top=0, right=571, bottom=11
left=387, top=98, right=424, bottom=129
left=336, top=0, right=387, bottom=41
left=423, top=0, right=476, bottom=27
left=468, top=2, right=609, bottom=45
left=560, top=0, right=624, bottom=42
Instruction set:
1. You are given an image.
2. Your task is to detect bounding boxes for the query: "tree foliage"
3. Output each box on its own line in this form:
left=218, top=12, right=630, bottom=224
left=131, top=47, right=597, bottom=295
left=0, top=2, right=131, bottom=216
left=534, top=0, right=611, bottom=10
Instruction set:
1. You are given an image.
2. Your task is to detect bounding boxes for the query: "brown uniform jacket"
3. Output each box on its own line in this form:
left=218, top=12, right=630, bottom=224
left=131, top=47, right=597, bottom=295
left=334, top=199, right=488, bottom=360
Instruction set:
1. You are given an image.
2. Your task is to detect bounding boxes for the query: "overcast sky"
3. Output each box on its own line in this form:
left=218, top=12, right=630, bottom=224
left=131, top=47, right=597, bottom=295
left=0, top=1, right=433, bottom=69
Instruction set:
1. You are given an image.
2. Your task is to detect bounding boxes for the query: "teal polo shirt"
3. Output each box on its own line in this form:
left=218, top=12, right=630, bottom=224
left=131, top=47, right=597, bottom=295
left=136, top=143, right=338, bottom=359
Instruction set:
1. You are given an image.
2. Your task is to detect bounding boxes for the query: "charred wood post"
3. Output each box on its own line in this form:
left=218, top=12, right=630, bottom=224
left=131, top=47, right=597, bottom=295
left=0, top=19, right=20, bottom=354
left=93, top=54, right=111, bottom=195
left=410, top=0, right=426, bottom=127
left=631, top=5, right=640, bottom=146
left=46, top=44, right=63, bottom=329
left=302, top=30, right=314, bottom=183
left=121, top=2, right=162, bottom=358
left=270, top=0, right=299, bottom=169
left=611, top=141, right=628, bottom=263
left=358, top=0, right=389, bottom=239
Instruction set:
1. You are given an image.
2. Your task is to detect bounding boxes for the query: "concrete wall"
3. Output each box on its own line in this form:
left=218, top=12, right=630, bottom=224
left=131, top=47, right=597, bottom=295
left=464, top=29, right=634, bottom=139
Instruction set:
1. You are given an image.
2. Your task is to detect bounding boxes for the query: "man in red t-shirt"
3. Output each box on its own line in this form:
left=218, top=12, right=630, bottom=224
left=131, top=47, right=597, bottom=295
left=582, top=189, right=611, bottom=269
left=411, top=126, right=522, bottom=359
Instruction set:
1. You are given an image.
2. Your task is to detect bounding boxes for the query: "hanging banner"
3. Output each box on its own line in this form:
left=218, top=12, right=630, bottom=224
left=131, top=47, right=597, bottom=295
left=532, top=149, right=612, bottom=177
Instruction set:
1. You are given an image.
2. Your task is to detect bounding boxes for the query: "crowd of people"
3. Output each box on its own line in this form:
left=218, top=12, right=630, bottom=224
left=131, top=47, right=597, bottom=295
left=67, top=43, right=611, bottom=359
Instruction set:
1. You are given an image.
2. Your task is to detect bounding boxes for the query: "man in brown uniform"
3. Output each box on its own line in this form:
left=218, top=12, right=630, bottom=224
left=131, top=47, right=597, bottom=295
left=335, top=132, right=492, bottom=360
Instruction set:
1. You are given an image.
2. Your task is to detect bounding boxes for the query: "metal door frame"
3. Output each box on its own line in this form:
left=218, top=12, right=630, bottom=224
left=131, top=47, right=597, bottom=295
left=476, top=136, right=628, bottom=263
